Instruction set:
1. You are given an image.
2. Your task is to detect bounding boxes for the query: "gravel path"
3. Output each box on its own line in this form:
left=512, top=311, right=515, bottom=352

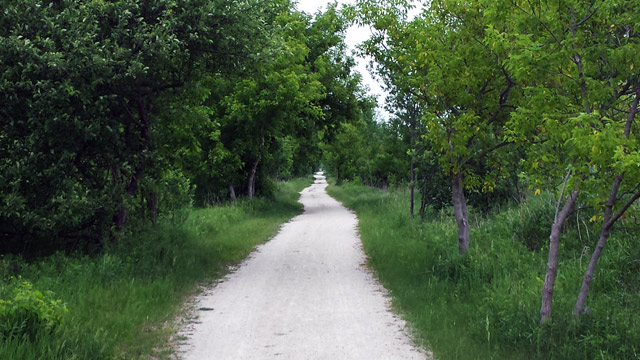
left=178, top=172, right=427, bottom=360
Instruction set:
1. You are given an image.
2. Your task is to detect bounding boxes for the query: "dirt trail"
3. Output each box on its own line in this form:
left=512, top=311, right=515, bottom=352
left=178, top=172, right=427, bottom=359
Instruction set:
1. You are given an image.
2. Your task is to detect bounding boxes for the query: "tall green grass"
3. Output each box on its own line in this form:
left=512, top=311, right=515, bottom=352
left=328, top=182, right=640, bottom=360
left=0, top=177, right=312, bottom=359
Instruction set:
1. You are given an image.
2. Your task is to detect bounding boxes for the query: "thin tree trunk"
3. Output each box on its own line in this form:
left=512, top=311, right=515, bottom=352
left=114, top=207, right=129, bottom=233
left=410, top=158, right=415, bottom=217
left=247, top=158, right=259, bottom=200
left=574, top=87, right=640, bottom=315
left=409, top=116, right=417, bottom=217
left=540, top=176, right=578, bottom=325
left=115, top=164, right=146, bottom=232
left=419, top=193, right=427, bottom=215
left=229, top=182, right=237, bottom=202
left=451, top=172, right=470, bottom=254
left=247, top=130, right=265, bottom=200
left=573, top=175, right=621, bottom=315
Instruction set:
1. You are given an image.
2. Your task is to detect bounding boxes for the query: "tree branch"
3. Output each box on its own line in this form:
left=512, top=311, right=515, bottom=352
left=463, top=140, right=512, bottom=167
left=605, top=190, right=640, bottom=230
left=555, top=169, right=573, bottom=221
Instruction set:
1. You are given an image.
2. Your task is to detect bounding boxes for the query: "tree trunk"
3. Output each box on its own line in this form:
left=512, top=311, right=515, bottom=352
left=573, top=172, right=622, bottom=315
left=574, top=223, right=611, bottom=316
left=409, top=117, right=417, bottom=217
left=115, top=164, right=146, bottom=232
left=247, top=130, right=265, bottom=200
left=419, top=193, right=427, bottom=215
left=410, top=158, right=415, bottom=217
left=451, top=172, right=470, bottom=254
left=540, top=188, right=579, bottom=325
left=247, top=158, right=259, bottom=200
left=574, top=87, right=639, bottom=315
left=229, top=182, right=237, bottom=202
left=114, top=95, right=151, bottom=232
left=114, top=206, right=129, bottom=233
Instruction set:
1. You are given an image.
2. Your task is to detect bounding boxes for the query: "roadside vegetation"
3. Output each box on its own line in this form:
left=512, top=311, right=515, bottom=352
left=318, top=1, right=639, bottom=358
left=1, top=1, right=366, bottom=358
left=329, top=182, right=640, bottom=359
left=0, top=178, right=311, bottom=360
left=3, top=0, right=639, bottom=359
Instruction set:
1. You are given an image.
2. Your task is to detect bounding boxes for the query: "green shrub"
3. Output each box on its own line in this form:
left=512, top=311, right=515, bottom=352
left=0, top=281, right=67, bottom=341
left=258, top=176, right=278, bottom=198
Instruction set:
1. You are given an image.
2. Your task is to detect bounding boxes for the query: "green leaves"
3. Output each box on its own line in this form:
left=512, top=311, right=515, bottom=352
left=357, top=0, right=517, bottom=189
left=502, top=0, right=640, bottom=202
left=0, top=281, right=67, bottom=341
left=2, top=0, right=348, bottom=252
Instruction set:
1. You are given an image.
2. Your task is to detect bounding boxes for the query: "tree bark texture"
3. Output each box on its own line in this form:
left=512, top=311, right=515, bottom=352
left=540, top=189, right=578, bottom=325
left=451, top=172, right=470, bottom=254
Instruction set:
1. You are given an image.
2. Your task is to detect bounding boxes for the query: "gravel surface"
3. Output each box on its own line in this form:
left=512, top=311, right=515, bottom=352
left=178, top=172, right=427, bottom=360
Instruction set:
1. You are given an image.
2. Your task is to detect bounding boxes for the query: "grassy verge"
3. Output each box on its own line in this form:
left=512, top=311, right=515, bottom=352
left=0, top=177, right=312, bottom=360
left=328, top=181, right=640, bottom=360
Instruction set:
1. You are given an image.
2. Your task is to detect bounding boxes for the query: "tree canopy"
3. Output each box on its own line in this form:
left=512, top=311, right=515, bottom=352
left=0, top=0, right=371, bottom=254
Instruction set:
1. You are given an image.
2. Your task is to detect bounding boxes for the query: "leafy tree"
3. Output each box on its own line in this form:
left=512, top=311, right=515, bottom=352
left=218, top=9, right=324, bottom=199
left=496, top=0, right=640, bottom=323
left=0, top=0, right=300, bottom=252
left=354, top=0, right=519, bottom=253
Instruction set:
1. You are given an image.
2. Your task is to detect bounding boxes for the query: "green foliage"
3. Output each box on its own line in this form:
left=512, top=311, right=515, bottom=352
left=184, top=3, right=367, bottom=201
left=0, top=0, right=294, bottom=252
left=1, top=0, right=364, bottom=254
left=500, top=0, right=640, bottom=199
left=0, top=281, right=67, bottom=341
left=354, top=0, right=518, bottom=190
left=322, top=122, right=366, bottom=183
left=329, top=182, right=640, bottom=359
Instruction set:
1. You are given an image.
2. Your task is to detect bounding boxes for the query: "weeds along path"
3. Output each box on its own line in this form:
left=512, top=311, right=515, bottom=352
left=178, top=172, right=426, bottom=360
